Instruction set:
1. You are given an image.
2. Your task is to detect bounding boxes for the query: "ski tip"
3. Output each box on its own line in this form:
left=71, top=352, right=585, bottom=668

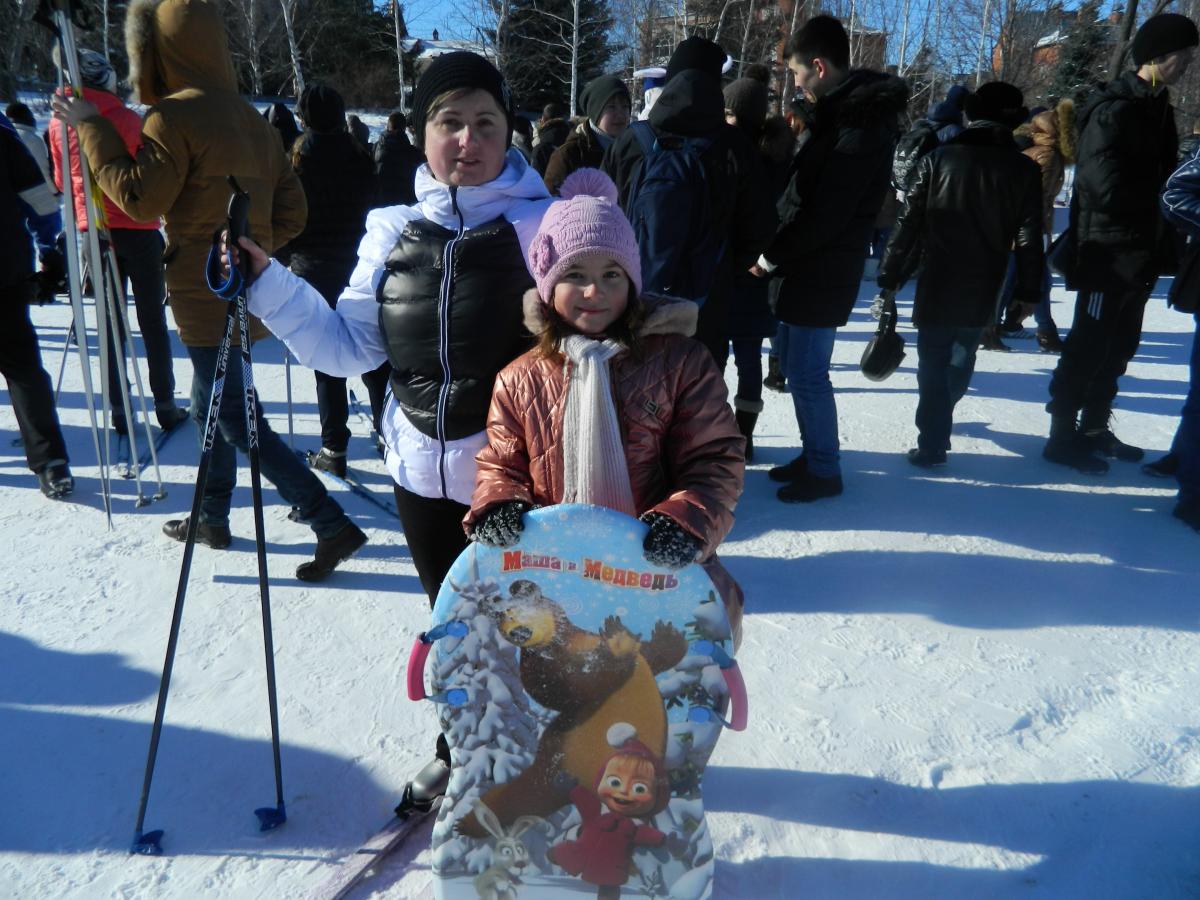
left=254, top=804, right=287, bottom=832
left=130, top=830, right=164, bottom=855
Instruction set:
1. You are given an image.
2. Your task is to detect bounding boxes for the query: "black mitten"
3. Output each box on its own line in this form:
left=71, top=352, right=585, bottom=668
left=471, top=501, right=531, bottom=548
left=640, top=512, right=701, bottom=569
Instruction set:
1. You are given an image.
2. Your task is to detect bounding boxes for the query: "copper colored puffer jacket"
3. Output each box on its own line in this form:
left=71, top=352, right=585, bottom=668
left=466, top=292, right=747, bottom=639
left=467, top=291, right=744, bottom=552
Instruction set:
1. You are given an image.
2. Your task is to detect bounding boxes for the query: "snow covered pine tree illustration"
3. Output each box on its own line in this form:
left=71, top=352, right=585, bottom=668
left=421, top=506, right=742, bottom=900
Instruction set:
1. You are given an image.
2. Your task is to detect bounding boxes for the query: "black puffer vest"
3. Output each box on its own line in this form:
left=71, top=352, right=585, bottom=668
left=377, top=214, right=534, bottom=443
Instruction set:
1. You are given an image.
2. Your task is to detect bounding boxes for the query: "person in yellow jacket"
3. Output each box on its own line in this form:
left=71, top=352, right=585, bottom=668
left=51, top=0, right=365, bottom=581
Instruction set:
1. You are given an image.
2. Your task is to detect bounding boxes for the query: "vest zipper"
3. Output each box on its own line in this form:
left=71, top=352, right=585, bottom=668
left=435, top=187, right=467, bottom=499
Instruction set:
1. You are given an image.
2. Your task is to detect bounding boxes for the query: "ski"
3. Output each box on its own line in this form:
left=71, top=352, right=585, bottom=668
left=311, top=799, right=439, bottom=900
left=114, top=420, right=186, bottom=479
left=301, top=450, right=399, bottom=521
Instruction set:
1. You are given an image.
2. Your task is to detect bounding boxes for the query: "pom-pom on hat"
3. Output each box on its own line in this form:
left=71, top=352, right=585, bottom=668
left=1131, top=13, right=1199, bottom=66
left=528, top=168, right=642, bottom=304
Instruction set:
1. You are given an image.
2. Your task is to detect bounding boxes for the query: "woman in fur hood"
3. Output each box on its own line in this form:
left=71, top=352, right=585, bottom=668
left=1000, top=99, right=1077, bottom=352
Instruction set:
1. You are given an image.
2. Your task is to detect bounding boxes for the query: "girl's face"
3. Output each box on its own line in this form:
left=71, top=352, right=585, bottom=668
left=423, top=90, right=508, bottom=187
left=552, top=256, right=630, bottom=335
left=596, top=95, right=631, bottom=138
left=596, top=754, right=657, bottom=817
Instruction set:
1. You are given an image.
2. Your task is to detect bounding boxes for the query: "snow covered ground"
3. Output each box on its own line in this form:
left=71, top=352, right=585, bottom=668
left=2, top=274, right=1198, bottom=900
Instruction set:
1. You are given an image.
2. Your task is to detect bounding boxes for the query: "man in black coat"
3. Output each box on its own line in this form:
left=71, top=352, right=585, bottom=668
left=290, top=84, right=387, bottom=477
left=375, top=110, right=425, bottom=206
left=878, top=83, right=1044, bottom=467
left=0, top=113, right=74, bottom=498
left=753, top=15, right=908, bottom=502
left=1045, top=13, right=1198, bottom=474
left=603, top=36, right=776, bottom=367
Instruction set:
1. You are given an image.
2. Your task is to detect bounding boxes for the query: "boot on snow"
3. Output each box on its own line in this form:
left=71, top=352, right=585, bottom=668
left=1043, top=415, right=1108, bottom=475
left=162, top=516, right=233, bottom=549
left=1079, top=411, right=1144, bottom=463
left=296, top=520, right=367, bottom=582
left=763, top=355, right=786, bottom=393
left=734, top=402, right=761, bottom=463
left=309, top=447, right=348, bottom=479
left=395, top=737, right=452, bottom=817
left=38, top=461, right=74, bottom=499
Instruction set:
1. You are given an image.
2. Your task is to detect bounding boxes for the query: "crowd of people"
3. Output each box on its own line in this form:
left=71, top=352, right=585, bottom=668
left=3, top=0, right=1200, bottom=804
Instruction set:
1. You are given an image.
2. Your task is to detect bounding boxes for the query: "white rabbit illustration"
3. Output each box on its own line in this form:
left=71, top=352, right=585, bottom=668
left=471, top=803, right=548, bottom=900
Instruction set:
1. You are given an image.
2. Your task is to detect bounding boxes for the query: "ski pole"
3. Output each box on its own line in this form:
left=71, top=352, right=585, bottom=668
left=100, top=245, right=148, bottom=505
left=130, top=301, right=237, bottom=856
left=284, top=350, right=294, bottom=450
left=227, top=176, right=287, bottom=832
left=54, top=318, right=74, bottom=402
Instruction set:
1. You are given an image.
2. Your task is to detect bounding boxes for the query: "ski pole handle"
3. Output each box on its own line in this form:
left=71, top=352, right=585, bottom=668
left=226, top=175, right=251, bottom=277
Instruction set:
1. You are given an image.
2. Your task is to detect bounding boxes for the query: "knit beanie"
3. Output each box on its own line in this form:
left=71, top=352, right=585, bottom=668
left=53, top=45, right=117, bottom=94
left=527, top=168, right=642, bottom=303
left=723, top=77, right=768, bottom=133
left=580, top=74, right=630, bottom=126
left=1131, top=13, right=1200, bottom=66
left=410, top=51, right=513, bottom=149
left=665, top=36, right=728, bottom=83
left=964, top=81, right=1027, bottom=129
left=596, top=723, right=671, bottom=816
left=297, top=83, right=345, bottom=133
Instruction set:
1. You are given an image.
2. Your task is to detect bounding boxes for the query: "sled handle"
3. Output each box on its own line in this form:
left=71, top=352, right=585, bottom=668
left=693, top=640, right=748, bottom=732
left=406, top=621, right=468, bottom=702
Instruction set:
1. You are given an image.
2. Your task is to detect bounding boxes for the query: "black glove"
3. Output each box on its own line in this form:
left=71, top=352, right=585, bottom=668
left=471, top=501, right=530, bottom=548
left=640, top=512, right=701, bottom=569
left=37, top=247, right=66, bottom=304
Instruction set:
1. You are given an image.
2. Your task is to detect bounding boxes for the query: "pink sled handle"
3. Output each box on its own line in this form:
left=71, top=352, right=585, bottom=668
left=721, top=663, right=749, bottom=732
left=407, top=636, right=433, bottom=701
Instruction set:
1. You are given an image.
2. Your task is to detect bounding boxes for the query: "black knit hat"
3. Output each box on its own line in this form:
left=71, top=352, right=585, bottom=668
left=723, top=77, right=768, bottom=134
left=1131, top=13, right=1200, bottom=66
left=297, top=84, right=345, bottom=134
left=410, top=51, right=513, bottom=148
left=580, top=74, right=630, bottom=126
left=964, top=81, right=1027, bottom=129
left=666, top=36, right=728, bottom=82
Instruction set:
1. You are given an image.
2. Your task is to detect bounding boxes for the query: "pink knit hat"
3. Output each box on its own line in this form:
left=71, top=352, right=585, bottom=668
left=528, top=168, right=642, bottom=304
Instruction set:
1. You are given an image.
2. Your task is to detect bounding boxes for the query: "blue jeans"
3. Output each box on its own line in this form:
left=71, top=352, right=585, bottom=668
left=997, top=252, right=1054, bottom=328
left=1177, top=315, right=1200, bottom=506
left=916, top=326, right=984, bottom=453
left=187, top=344, right=348, bottom=538
left=784, top=325, right=840, bottom=477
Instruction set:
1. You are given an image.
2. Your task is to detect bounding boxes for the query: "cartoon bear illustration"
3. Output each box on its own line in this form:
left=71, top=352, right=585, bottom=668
left=456, top=579, right=687, bottom=838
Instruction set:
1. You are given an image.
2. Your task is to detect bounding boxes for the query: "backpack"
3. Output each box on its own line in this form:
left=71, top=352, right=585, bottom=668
left=891, top=120, right=939, bottom=195
left=624, top=121, right=727, bottom=306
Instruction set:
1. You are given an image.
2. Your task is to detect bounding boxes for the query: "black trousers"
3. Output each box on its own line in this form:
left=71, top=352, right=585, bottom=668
left=2, top=281, right=68, bottom=472
left=393, top=485, right=470, bottom=608
left=1047, top=286, right=1150, bottom=421
left=102, top=229, right=176, bottom=416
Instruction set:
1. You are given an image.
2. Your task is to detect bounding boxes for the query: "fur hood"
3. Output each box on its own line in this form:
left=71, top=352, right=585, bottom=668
left=125, top=0, right=238, bottom=105
left=817, top=70, right=910, bottom=133
left=1015, top=98, right=1077, bottom=164
left=522, top=288, right=698, bottom=339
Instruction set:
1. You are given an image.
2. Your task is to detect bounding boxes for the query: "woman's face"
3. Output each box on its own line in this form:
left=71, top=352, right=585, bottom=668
left=596, top=95, right=631, bottom=138
left=552, top=256, right=630, bottom=335
left=423, top=89, right=508, bottom=187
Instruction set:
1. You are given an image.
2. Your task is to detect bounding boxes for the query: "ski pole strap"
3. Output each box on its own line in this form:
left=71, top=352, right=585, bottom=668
left=205, top=237, right=243, bottom=301
left=406, top=621, right=468, bottom=701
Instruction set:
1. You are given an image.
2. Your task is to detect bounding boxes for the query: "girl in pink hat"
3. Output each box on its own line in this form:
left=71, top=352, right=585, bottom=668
left=463, top=168, right=746, bottom=646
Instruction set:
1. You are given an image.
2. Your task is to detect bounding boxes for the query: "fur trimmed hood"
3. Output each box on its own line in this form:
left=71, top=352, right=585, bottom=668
left=125, top=0, right=238, bottom=104
left=1015, top=98, right=1077, bottom=165
left=818, top=70, right=910, bottom=133
left=522, top=288, right=698, bottom=339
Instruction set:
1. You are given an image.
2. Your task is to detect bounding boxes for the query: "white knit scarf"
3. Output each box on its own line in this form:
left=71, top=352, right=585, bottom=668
left=560, top=334, right=637, bottom=516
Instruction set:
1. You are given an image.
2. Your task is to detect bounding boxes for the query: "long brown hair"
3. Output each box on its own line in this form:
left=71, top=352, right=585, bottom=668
left=534, top=288, right=645, bottom=360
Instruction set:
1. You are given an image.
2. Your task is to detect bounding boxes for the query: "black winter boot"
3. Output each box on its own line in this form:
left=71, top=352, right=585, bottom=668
left=162, top=516, right=232, bottom=549
left=734, top=400, right=761, bottom=463
left=296, top=520, right=367, bottom=582
left=763, top=355, right=786, bottom=392
left=1079, top=411, right=1144, bottom=462
left=1043, top=414, right=1108, bottom=475
left=310, top=447, right=348, bottom=479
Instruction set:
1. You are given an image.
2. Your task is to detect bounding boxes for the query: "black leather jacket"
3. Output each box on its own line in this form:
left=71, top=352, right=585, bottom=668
left=878, top=122, right=1044, bottom=328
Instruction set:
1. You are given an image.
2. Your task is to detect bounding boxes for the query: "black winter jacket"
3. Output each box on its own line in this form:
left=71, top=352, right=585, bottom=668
left=764, top=70, right=908, bottom=328
left=2, top=120, right=60, bottom=289
left=377, top=215, right=533, bottom=442
left=532, top=118, right=572, bottom=175
left=878, top=122, right=1044, bottom=328
left=1064, top=71, right=1180, bottom=292
left=602, top=70, right=776, bottom=349
left=375, top=130, right=424, bottom=207
left=287, top=131, right=378, bottom=301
